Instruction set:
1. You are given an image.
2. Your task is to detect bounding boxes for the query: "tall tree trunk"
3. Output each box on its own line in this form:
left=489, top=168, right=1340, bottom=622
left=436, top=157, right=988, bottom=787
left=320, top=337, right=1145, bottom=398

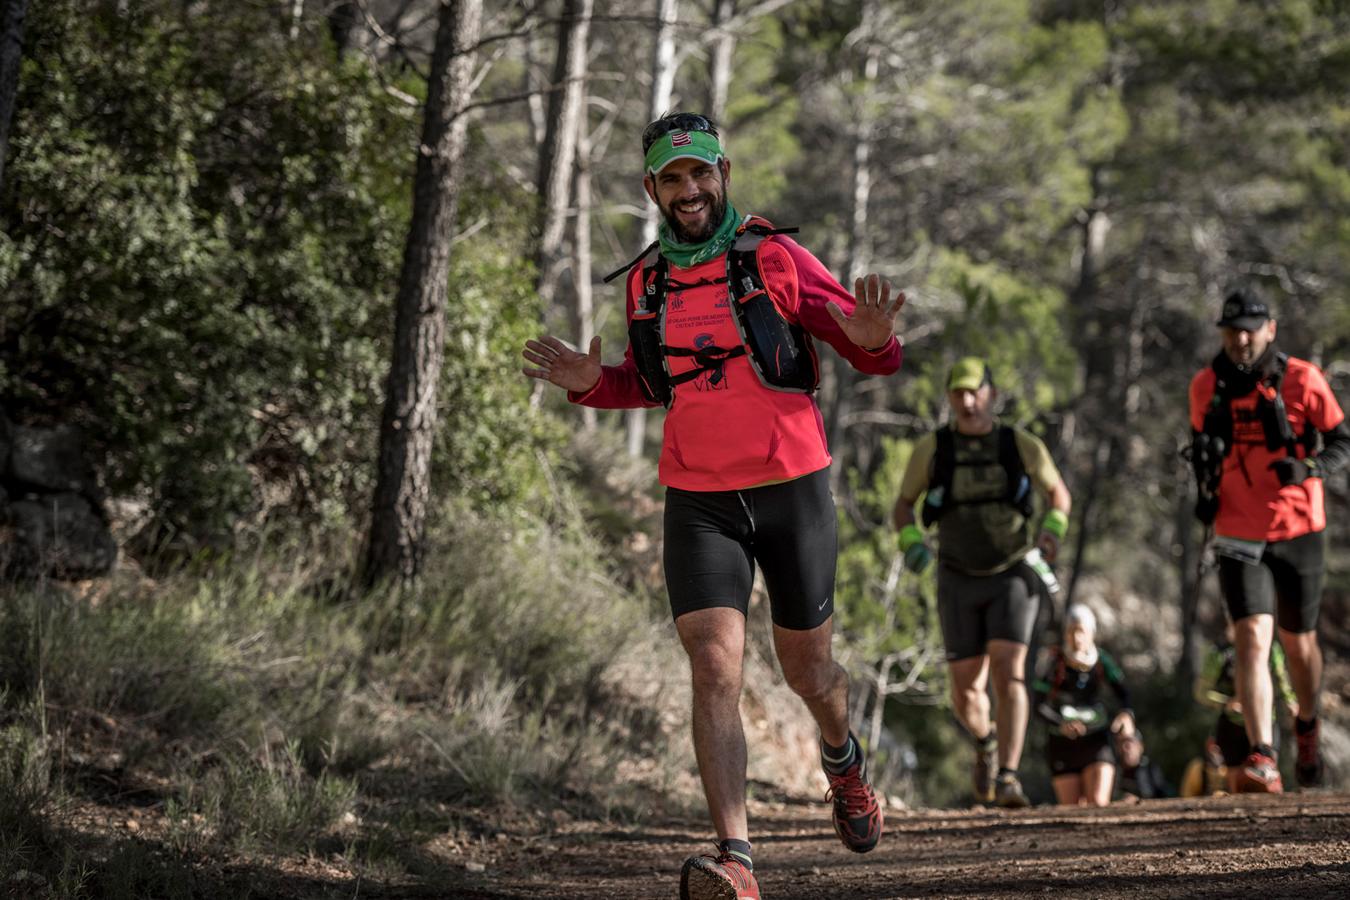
left=574, top=107, right=597, bottom=431
left=289, top=0, right=305, bottom=40
left=1175, top=463, right=1202, bottom=680
left=364, top=0, right=483, bottom=587
left=825, top=0, right=879, bottom=467
left=626, top=0, right=678, bottom=458
left=707, top=0, right=735, bottom=122
left=328, top=0, right=359, bottom=56
left=534, top=0, right=592, bottom=310
left=0, top=0, right=29, bottom=192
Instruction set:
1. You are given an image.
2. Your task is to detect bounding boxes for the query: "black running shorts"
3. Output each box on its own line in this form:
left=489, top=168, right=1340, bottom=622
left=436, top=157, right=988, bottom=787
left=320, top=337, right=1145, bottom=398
left=663, top=467, right=837, bottom=631
left=1046, top=729, right=1115, bottom=776
left=936, top=562, right=1040, bottom=661
left=1217, top=529, right=1325, bottom=634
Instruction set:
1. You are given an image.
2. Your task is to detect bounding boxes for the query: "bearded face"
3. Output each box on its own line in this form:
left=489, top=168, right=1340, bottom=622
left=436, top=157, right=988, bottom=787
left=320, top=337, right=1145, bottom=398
left=648, top=159, right=728, bottom=244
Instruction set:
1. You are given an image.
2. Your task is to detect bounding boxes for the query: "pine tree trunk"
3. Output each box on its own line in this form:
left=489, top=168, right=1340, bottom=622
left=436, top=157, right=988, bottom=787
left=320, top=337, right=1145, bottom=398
left=534, top=0, right=592, bottom=310
left=707, top=0, right=735, bottom=122
left=826, top=0, right=879, bottom=466
left=328, top=1, right=359, bottom=56
left=626, top=0, right=679, bottom=458
left=364, top=0, right=483, bottom=587
left=574, top=113, right=598, bottom=431
left=0, top=0, right=29, bottom=191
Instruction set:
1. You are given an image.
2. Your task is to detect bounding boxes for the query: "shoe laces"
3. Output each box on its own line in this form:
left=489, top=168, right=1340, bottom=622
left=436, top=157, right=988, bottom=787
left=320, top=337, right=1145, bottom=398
left=826, top=766, right=878, bottom=816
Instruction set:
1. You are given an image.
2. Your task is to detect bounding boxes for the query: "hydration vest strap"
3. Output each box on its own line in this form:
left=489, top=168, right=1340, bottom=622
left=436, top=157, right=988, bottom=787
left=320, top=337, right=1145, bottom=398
left=604, top=240, right=659, bottom=284
left=923, top=426, right=1031, bottom=525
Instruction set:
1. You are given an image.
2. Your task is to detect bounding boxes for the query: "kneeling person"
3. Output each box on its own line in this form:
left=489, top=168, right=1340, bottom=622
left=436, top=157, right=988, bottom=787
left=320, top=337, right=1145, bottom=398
left=893, top=358, right=1071, bottom=807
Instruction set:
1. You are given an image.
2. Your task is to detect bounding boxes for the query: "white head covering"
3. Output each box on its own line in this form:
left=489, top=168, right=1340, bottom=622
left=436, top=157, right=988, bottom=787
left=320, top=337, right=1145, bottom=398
left=1064, top=604, right=1099, bottom=670
left=1065, top=604, right=1097, bottom=635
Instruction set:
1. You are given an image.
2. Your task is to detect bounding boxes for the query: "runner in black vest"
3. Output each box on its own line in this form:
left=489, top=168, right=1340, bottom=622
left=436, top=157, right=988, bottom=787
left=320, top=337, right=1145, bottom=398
left=1188, top=287, right=1350, bottom=790
left=893, top=358, right=1071, bottom=808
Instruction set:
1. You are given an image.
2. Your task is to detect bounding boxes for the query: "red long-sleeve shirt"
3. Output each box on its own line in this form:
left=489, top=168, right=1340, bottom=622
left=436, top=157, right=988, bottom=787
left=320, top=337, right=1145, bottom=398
left=571, top=234, right=902, bottom=491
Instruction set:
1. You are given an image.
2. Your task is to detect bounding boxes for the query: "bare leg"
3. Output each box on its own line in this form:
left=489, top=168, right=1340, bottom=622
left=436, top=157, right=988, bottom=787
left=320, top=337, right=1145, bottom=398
left=1052, top=774, right=1082, bottom=806
left=676, top=607, right=749, bottom=842
left=1233, top=614, right=1275, bottom=748
left=1082, top=762, right=1115, bottom=807
left=773, top=618, right=850, bottom=747
left=1277, top=627, right=1322, bottom=721
left=988, top=639, right=1029, bottom=771
left=948, top=655, right=992, bottom=741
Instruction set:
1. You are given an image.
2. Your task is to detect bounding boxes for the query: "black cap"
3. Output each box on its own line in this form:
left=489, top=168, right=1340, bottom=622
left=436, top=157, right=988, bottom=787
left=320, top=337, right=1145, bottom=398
left=1216, top=287, right=1272, bottom=330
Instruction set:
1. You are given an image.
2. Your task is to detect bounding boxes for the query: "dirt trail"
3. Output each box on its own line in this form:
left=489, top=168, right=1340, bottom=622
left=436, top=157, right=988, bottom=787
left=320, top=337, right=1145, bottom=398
left=449, top=793, right=1350, bottom=899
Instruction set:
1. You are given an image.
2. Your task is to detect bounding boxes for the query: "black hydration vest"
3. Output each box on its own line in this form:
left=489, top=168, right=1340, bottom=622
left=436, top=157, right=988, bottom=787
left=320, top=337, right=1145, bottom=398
left=1200, top=352, right=1316, bottom=457
left=921, top=425, right=1034, bottom=527
left=603, top=219, right=820, bottom=408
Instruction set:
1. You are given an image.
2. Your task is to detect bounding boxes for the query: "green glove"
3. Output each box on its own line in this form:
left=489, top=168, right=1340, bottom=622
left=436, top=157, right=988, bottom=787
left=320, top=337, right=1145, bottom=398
left=899, top=524, right=933, bottom=574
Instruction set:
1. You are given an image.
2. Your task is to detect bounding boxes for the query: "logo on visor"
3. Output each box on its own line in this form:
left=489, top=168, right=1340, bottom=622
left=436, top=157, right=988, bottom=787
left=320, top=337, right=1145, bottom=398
left=671, top=132, right=693, bottom=147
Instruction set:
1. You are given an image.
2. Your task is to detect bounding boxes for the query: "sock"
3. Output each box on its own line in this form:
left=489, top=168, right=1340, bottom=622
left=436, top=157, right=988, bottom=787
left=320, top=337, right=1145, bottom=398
left=1253, top=743, right=1276, bottom=759
left=719, top=838, right=753, bottom=870
left=1296, top=715, right=1318, bottom=736
left=974, top=730, right=997, bottom=751
left=997, top=766, right=1017, bottom=780
left=821, top=733, right=858, bottom=775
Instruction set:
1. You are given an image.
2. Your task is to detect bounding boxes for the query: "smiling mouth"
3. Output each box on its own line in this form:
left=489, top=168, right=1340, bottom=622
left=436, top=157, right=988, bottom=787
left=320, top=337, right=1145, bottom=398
left=675, top=199, right=708, bottom=218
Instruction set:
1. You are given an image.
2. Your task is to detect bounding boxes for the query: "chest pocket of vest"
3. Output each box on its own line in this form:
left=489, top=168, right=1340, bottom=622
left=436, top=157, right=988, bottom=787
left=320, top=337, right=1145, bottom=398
left=950, top=440, right=1009, bottom=504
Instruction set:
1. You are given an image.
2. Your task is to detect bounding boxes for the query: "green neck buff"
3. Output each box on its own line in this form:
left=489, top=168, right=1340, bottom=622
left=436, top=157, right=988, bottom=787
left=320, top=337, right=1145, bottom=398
left=658, top=204, right=740, bottom=269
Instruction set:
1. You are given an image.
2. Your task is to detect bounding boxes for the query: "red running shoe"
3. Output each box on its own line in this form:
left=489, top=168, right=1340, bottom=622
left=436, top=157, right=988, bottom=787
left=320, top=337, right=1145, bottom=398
left=825, top=755, right=883, bottom=853
left=1235, top=751, right=1284, bottom=793
left=1295, top=719, right=1324, bottom=788
left=680, top=851, right=760, bottom=900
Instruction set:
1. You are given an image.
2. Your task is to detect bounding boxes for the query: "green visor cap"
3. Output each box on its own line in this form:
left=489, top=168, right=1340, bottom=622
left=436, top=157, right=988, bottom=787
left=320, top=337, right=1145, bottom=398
left=645, top=130, right=725, bottom=175
left=948, top=357, right=992, bottom=392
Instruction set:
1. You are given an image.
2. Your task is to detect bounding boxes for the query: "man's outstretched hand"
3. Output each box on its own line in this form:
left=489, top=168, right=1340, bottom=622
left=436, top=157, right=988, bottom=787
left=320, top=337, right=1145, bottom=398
left=522, top=335, right=603, bottom=394
left=827, top=273, right=905, bottom=350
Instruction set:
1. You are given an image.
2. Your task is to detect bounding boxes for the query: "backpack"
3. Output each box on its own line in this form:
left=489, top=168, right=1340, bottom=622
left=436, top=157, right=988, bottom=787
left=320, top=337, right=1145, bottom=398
left=920, top=425, right=1034, bottom=527
left=605, top=218, right=819, bottom=408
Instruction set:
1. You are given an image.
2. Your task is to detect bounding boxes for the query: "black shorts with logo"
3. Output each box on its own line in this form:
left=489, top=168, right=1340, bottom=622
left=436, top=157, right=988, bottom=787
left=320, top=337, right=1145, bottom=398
left=1217, top=529, right=1325, bottom=633
left=937, top=562, right=1040, bottom=661
left=1047, top=729, right=1115, bottom=776
left=663, top=467, right=837, bottom=631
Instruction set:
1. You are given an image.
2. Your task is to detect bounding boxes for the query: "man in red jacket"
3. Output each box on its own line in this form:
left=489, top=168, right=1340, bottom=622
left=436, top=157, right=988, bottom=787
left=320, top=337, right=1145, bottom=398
left=1189, top=286, right=1349, bottom=792
left=523, top=112, right=904, bottom=899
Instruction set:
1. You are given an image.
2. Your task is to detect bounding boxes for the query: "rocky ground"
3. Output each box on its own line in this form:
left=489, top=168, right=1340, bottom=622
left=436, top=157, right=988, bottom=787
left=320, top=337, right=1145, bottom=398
left=31, top=788, right=1348, bottom=899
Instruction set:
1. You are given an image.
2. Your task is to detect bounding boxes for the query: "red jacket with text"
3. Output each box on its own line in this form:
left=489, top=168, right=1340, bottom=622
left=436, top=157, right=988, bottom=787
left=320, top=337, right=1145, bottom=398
left=571, top=234, right=902, bottom=491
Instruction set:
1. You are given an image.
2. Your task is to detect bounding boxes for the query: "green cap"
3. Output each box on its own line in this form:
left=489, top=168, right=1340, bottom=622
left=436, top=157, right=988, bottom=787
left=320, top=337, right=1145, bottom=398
left=644, top=129, right=725, bottom=175
left=947, top=357, right=992, bottom=392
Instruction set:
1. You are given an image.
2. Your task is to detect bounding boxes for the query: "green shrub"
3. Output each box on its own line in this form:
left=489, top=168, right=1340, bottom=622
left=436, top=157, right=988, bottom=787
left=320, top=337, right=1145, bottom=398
left=168, top=741, right=355, bottom=855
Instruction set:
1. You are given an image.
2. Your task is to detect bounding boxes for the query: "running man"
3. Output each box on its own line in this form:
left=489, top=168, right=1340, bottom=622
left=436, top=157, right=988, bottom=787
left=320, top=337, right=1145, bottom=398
left=893, top=357, right=1072, bottom=807
left=523, top=112, right=903, bottom=899
left=1189, top=286, right=1349, bottom=791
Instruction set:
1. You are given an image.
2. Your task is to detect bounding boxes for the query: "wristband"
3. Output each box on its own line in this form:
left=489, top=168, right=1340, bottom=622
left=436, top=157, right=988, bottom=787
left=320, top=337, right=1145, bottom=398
left=898, top=523, right=925, bottom=552
left=1040, top=509, right=1069, bottom=540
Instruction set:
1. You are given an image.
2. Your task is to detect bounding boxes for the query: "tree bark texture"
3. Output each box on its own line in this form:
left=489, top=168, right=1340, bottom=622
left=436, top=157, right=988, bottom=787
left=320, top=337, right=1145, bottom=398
left=706, top=0, right=735, bottom=123
left=826, top=0, right=879, bottom=467
left=365, top=0, right=483, bottom=586
left=534, top=0, right=592, bottom=311
left=573, top=110, right=598, bottom=431
left=627, top=0, right=679, bottom=458
left=0, top=0, right=29, bottom=192
left=327, top=0, right=359, bottom=56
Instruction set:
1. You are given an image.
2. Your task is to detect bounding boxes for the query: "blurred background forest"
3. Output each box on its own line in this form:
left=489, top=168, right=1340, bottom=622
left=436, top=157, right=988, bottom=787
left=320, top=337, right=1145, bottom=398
left=1, top=0, right=1349, bottom=895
